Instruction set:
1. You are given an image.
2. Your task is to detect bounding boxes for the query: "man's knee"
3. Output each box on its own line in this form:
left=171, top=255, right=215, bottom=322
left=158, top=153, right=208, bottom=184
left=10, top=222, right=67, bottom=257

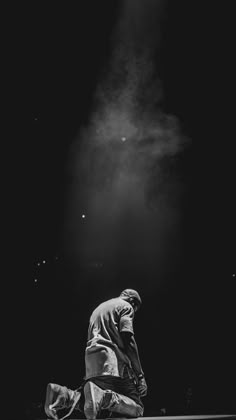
left=123, top=402, right=143, bottom=418
left=104, top=391, right=144, bottom=418
left=136, top=404, right=144, bottom=417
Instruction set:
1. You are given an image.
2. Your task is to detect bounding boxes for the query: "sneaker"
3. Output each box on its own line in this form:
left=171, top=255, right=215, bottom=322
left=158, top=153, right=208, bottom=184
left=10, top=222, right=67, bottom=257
left=84, top=381, right=108, bottom=420
left=44, top=383, right=70, bottom=419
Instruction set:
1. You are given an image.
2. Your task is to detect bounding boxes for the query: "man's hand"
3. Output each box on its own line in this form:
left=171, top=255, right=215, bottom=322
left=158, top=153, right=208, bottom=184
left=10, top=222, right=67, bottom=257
left=137, top=375, right=147, bottom=397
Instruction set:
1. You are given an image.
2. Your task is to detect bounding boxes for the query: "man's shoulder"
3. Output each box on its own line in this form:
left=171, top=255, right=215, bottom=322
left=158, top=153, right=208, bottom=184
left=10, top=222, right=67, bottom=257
left=98, top=297, right=131, bottom=312
left=100, top=297, right=123, bottom=309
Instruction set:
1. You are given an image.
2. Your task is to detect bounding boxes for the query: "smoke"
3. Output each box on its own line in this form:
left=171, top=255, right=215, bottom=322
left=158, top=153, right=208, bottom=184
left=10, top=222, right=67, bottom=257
left=65, top=0, right=188, bottom=288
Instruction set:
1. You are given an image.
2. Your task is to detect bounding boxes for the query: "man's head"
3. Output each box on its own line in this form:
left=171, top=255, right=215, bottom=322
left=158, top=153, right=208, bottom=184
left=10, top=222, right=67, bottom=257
left=120, top=289, right=142, bottom=313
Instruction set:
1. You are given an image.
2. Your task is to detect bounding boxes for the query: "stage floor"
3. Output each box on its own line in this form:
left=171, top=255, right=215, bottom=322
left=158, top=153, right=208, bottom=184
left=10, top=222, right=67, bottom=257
left=41, top=415, right=236, bottom=420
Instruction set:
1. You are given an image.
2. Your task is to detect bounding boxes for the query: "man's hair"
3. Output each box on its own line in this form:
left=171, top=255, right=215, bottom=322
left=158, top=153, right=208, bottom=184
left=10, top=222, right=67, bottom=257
left=120, top=289, right=142, bottom=307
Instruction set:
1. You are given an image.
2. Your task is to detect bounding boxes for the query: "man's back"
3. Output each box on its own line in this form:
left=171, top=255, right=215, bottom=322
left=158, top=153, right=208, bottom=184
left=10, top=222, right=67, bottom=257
left=85, top=297, right=134, bottom=380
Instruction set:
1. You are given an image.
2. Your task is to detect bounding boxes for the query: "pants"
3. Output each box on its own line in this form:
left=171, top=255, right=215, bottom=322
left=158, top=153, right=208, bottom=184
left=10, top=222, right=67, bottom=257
left=84, top=366, right=143, bottom=417
left=45, top=368, right=143, bottom=419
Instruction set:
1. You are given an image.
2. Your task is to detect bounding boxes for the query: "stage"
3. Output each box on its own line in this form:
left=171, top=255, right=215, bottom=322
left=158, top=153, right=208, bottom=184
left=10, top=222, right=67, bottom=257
left=41, top=415, right=236, bottom=420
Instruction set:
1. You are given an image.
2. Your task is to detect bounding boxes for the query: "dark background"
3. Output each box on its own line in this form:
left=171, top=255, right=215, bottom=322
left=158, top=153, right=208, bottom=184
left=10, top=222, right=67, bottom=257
left=5, top=1, right=235, bottom=417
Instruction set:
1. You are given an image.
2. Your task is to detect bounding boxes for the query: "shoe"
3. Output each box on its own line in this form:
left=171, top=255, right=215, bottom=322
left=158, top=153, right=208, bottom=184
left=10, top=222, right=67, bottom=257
left=84, top=381, right=106, bottom=420
left=44, top=383, right=73, bottom=419
left=44, top=383, right=65, bottom=419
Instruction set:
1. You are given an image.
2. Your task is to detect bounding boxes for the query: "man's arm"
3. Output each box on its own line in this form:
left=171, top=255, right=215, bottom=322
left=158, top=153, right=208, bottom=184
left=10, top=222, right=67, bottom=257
left=121, top=331, right=147, bottom=397
left=121, top=331, right=144, bottom=379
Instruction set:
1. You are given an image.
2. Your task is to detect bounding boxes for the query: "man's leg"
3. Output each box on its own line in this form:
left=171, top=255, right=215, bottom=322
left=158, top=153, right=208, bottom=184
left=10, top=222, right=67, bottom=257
left=84, top=381, right=143, bottom=420
left=105, top=390, right=143, bottom=418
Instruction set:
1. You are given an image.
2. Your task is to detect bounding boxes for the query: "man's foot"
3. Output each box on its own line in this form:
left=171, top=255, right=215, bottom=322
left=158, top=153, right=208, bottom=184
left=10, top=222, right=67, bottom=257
left=84, top=381, right=110, bottom=420
left=44, top=383, right=67, bottom=419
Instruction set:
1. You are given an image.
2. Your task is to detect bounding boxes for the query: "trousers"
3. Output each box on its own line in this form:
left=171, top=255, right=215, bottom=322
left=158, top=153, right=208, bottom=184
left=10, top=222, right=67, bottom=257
left=45, top=367, right=143, bottom=418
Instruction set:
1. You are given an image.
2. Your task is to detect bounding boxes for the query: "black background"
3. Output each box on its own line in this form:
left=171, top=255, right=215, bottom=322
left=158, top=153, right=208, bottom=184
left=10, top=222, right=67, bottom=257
left=5, top=1, right=235, bottom=417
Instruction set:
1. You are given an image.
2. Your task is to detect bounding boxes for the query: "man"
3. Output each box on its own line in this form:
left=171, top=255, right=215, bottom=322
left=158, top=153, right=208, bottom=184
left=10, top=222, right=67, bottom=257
left=45, top=289, right=147, bottom=420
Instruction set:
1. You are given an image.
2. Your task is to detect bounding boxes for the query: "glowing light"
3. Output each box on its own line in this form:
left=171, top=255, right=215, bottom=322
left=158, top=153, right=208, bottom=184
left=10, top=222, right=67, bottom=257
left=37, top=262, right=40, bottom=266
left=34, top=279, right=38, bottom=283
left=233, top=273, right=235, bottom=277
left=82, top=214, right=86, bottom=219
left=42, top=260, right=46, bottom=264
left=121, top=137, right=126, bottom=142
